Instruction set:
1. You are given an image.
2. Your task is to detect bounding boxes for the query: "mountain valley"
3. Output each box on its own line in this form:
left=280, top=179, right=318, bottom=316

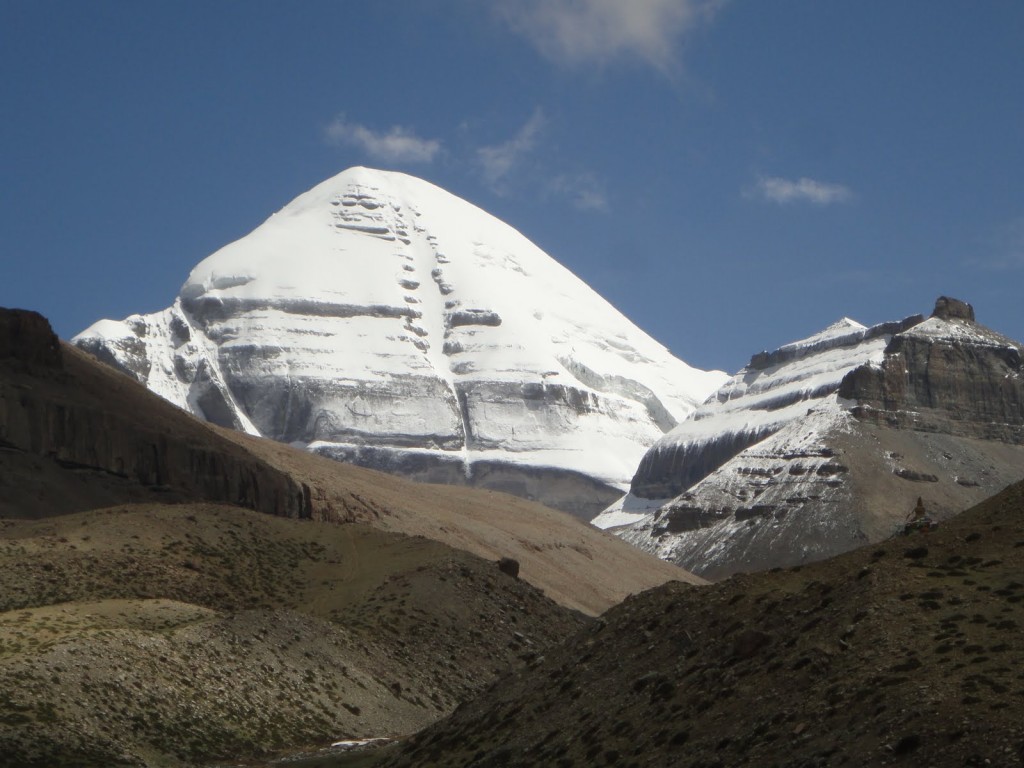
left=2, top=169, right=1022, bottom=768
left=0, top=307, right=692, bottom=767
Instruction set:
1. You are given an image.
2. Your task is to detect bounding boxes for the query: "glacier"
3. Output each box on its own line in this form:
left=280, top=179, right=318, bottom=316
left=74, top=167, right=727, bottom=517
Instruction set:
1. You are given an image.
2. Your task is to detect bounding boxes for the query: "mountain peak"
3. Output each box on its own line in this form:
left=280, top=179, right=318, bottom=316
left=74, top=169, right=726, bottom=517
left=609, top=297, right=1024, bottom=579
left=931, top=295, right=975, bottom=322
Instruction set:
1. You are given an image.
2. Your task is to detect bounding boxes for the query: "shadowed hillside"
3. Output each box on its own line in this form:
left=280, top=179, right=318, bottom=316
left=380, top=480, right=1024, bottom=767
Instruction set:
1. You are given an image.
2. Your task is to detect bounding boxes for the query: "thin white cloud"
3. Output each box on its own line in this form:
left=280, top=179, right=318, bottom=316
left=749, top=176, right=853, bottom=206
left=496, top=0, right=723, bottom=72
left=477, top=109, right=546, bottom=188
left=324, top=114, right=441, bottom=164
left=549, top=173, right=609, bottom=212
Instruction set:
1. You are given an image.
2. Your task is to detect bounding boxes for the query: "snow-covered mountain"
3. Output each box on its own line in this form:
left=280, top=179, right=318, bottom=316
left=596, top=298, right=1024, bottom=578
left=74, top=167, right=726, bottom=517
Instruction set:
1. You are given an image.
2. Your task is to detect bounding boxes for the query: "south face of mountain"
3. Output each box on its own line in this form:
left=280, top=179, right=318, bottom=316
left=74, top=167, right=725, bottom=519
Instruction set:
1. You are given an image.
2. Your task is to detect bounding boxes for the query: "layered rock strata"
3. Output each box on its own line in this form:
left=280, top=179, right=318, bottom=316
left=74, top=167, right=725, bottom=518
left=1, top=308, right=312, bottom=519
left=601, top=298, right=1024, bottom=579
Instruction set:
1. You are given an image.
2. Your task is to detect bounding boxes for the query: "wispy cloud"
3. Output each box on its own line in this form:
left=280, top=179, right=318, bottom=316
left=748, top=176, right=853, bottom=206
left=549, top=173, right=609, bottom=212
left=477, top=109, right=546, bottom=188
left=495, top=0, right=723, bottom=72
left=324, top=114, right=441, bottom=164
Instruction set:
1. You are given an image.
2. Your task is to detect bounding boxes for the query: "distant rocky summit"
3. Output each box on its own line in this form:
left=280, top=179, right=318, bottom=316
left=73, top=167, right=725, bottom=518
left=597, top=297, right=1024, bottom=579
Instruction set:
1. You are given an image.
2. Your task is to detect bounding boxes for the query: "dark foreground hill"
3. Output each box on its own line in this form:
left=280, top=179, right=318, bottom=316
left=378, top=480, right=1024, bottom=768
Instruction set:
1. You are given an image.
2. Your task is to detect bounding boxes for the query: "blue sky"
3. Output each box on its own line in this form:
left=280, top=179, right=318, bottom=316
left=2, top=1, right=1022, bottom=372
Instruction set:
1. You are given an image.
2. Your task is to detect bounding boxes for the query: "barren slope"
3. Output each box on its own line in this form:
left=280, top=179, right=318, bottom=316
left=381, top=480, right=1024, bottom=768
left=2, top=308, right=698, bottom=617
left=218, top=427, right=700, bottom=615
left=0, top=503, right=587, bottom=767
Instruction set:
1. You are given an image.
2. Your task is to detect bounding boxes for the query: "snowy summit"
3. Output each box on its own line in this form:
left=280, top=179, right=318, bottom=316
left=74, top=167, right=726, bottom=516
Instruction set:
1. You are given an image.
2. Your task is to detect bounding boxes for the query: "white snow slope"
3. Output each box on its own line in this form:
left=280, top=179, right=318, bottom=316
left=74, top=167, right=726, bottom=516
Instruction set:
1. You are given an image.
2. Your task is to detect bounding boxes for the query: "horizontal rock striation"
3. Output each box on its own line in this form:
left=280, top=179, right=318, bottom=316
left=1, top=309, right=313, bottom=520
left=73, top=167, right=725, bottom=518
left=841, top=297, right=1024, bottom=443
left=628, top=315, right=922, bottom=500
left=608, top=298, right=1024, bottom=579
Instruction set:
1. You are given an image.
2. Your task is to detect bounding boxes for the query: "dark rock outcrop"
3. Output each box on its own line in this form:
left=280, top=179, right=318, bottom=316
left=932, top=295, right=974, bottom=321
left=497, top=557, right=520, bottom=579
left=841, top=298, right=1024, bottom=442
left=1, top=308, right=313, bottom=519
left=0, top=308, right=62, bottom=369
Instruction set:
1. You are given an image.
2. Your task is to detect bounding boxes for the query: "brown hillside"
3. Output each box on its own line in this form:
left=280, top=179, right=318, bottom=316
left=0, top=503, right=587, bottom=767
left=1, top=308, right=698, bottom=616
left=380, top=480, right=1024, bottom=768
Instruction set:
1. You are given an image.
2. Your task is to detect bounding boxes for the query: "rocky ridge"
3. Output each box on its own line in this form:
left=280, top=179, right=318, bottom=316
left=1, top=308, right=313, bottom=520
left=604, top=298, right=1024, bottom=579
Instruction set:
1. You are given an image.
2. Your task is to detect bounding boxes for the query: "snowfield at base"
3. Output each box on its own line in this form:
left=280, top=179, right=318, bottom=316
left=591, top=494, right=671, bottom=529
left=330, top=737, right=391, bottom=750
left=74, top=167, right=726, bottom=510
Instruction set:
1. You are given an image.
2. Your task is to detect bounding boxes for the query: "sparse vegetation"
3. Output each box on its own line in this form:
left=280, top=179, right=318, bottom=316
left=0, top=504, right=585, bottom=767
left=379, top=481, right=1024, bottom=768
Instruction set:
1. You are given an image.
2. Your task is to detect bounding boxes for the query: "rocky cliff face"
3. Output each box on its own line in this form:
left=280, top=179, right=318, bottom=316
left=840, top=297, right=1024, bottom=442
left=0, top=308, right=313, bottom=520
left=603, top=298, right=1024, bottom=579
left=625, top=315, right=923, bottom=501
left=73, top=167, right=725, bottom=518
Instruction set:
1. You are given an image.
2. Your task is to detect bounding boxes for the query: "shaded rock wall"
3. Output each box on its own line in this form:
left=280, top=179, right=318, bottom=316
left=0, top=308, right=61, bottom=369
left=0, top=309, right=313, bottom=519
left=841, top=303, right=1024, bottom=443
left=630, top=425, right=776, bottom=500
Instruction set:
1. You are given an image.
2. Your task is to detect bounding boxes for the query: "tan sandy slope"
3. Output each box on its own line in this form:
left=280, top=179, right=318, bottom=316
left=1, top=308, right=696, bottom=617
left=220, top=427, right=700, bottom=615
